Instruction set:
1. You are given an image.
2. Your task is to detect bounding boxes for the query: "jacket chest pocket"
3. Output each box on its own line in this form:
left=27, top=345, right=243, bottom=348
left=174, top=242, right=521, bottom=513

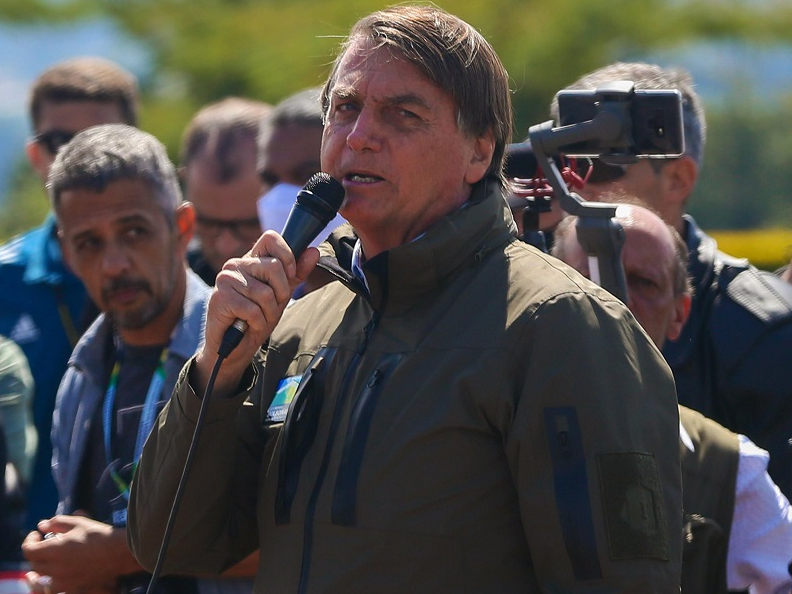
left=274, top=347, right=335, bottom=524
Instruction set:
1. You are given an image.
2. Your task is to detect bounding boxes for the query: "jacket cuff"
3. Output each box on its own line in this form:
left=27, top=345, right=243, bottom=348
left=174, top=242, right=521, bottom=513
left=176, top=357, right=258, bottom=424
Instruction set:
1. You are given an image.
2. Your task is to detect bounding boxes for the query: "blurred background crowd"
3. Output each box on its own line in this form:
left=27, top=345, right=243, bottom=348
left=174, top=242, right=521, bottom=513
left=0, top=0, right=791, bottom=269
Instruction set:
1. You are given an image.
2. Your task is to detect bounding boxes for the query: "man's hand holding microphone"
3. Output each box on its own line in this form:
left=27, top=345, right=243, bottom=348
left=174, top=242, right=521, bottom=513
left=194, top=173, right=345, bottom=397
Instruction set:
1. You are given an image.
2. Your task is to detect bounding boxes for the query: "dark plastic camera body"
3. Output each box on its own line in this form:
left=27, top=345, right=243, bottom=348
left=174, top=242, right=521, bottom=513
left=555, top=85, right=685, bottom=160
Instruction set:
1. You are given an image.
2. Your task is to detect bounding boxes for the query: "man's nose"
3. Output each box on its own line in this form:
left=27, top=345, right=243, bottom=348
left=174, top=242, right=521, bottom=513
left=102, top=241, right=132, bottom=276
left=346, top=107, right=383, bottom=153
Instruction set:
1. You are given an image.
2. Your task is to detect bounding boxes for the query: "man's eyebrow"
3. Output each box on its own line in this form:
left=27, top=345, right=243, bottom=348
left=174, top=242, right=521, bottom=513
left=386, top=93, right=431, bottom=111
left=331, top=87, right=430, bottom=111
left=330, top=86, right=358, bottom=101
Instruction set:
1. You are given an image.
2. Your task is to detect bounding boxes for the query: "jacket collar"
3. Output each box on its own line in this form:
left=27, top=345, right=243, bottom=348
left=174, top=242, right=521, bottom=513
left=21, top=214, right=72, bottom=285
left=663, top=215, right=711, bottom=363
left=318, top=179, right=516, bottom=314
left=682, top=214, right=717, bottom=301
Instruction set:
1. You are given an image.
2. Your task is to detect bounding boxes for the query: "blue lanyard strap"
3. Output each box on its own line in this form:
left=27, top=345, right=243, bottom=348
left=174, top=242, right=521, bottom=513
left=102, top=346, right=169, bottom=500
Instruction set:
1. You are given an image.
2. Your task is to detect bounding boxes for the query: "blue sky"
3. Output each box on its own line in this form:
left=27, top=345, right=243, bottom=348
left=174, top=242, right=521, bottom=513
left=0, top=19, right=149, bottom=201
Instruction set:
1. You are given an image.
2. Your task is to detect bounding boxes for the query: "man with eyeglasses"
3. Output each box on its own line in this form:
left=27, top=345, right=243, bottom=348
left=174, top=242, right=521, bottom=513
left=180, top=97, right=273, bottom=285
left=554, top=62, right=792, bottom=500
left=255, top=87, right=346, bottom=295
left=0, top=57, right=138, bottom=530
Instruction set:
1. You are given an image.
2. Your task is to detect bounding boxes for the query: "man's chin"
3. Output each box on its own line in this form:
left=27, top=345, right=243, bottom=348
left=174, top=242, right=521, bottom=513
left=109, top=308, right=158, bottom=332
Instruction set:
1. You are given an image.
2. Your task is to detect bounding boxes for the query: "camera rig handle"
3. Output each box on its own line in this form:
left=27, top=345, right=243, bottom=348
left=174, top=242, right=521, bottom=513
left=526, top=81, right=637, bottom=303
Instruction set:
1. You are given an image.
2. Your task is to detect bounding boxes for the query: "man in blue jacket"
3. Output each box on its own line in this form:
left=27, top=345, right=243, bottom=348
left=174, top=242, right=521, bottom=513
left=0, top=57, right=138, bottom=528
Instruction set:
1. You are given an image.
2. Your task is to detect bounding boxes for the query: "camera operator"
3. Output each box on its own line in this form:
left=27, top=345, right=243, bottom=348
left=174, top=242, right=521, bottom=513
left=553, top=62, right=792, bottom=500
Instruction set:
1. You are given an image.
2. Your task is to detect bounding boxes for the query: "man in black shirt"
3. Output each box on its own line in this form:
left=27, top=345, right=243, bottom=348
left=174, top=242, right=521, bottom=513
left=22, top=124, right=252, bottom=594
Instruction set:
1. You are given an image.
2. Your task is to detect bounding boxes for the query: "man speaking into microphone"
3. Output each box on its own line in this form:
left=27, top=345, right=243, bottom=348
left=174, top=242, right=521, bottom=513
left=128, top=5, right=682, bottom=592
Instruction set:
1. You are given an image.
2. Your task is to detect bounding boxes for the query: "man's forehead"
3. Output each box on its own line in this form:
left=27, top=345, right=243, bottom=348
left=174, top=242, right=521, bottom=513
left=623, top=224, right=676, bottom=275
left=560, top=229, right=589, bottom=269
left=58, top=179, right=162, bottom=221
left=37, top=99, right=126, bottom=132
left=331, top=40, right=433, bottom=98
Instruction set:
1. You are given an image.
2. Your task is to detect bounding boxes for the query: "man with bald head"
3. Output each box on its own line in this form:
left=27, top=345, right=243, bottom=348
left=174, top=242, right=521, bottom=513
left=552, top=199, right=690, bottom=348
left=553, top=199, right=792, bottom=594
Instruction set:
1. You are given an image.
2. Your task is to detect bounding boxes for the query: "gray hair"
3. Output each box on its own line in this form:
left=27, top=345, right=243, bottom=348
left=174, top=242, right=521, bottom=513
left=320, top=5, right=512, bottom=186
left=258, top=87, right=323, bottom=157
left=48, top=124, right=182, bottom=215
left=267, top=87, right=323, bottom=131
left=551, top=62, right=706, bottom=169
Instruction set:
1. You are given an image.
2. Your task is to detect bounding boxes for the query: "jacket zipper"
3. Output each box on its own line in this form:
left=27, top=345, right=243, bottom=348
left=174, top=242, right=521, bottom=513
left=331, top=352, right=402, bottom=526
left=297, top=311, right=380, bottom=594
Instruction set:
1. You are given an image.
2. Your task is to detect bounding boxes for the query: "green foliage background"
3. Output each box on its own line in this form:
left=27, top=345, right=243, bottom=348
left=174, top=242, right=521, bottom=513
left=1, top=0, right=792, bottom=267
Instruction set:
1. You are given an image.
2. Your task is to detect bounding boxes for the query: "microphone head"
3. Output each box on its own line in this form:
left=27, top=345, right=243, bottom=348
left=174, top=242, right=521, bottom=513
left=303, top=172, right=345, bottom=213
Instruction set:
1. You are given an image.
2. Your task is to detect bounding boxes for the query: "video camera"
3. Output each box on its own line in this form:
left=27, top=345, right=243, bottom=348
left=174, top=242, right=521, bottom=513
left=508, top=80, right=684, bottom=301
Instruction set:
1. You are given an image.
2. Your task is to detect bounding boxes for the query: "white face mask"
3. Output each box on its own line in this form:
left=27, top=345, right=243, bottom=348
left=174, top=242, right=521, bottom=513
left=257, top=182, right=303, bottom=233
left=257, top=182, right=347, bottom=248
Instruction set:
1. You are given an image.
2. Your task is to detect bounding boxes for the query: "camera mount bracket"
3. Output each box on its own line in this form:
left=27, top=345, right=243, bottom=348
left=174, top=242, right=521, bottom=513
left=526, top=81, right=639, bottom=302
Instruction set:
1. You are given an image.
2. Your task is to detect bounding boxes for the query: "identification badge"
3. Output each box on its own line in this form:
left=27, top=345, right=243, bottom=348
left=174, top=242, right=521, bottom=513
left=266, top=375, right=302, bottom=423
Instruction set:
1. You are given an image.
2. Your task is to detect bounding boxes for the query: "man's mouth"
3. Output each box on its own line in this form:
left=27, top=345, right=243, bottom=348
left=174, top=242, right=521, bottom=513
left=103, top=280, right=150, bottom=305
left=345, top=173, right=383, bottom=183
left=107, top=287, right=141, bottom=305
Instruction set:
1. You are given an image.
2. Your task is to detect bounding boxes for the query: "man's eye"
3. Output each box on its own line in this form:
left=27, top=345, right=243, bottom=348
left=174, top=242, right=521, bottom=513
left=631, top=275, right=657, bottom=289
left=124, top=226, right=148, bottom=240
left=75, top=238, right=101, bottom=252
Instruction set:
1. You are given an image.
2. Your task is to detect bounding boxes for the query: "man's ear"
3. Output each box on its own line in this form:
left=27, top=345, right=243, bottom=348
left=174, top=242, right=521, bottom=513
left=463, top=130, right=496, bottom=185
left=666, top=293, right=692, bottom=342
left=56, top=227, right=75, bottom=272
left=661, top=156, right=697, bottom=206
left=175, top=202, right=196, bottom=251
left=25, top=139, right=51, bottom=183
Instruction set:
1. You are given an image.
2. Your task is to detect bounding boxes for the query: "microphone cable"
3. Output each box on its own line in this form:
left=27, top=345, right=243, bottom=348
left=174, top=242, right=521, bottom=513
left=144, top=327, right=245, bottom=594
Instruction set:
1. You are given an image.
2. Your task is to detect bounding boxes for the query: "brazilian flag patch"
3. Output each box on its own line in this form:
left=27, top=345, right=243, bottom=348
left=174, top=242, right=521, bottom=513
left=266, top=375, right=302, bottom=423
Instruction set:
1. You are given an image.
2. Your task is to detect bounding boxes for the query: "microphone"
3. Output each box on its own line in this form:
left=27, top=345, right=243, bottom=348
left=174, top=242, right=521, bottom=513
left=280, top=173, right=346, bottom=256
left=218, top=173, right=345, bottom=357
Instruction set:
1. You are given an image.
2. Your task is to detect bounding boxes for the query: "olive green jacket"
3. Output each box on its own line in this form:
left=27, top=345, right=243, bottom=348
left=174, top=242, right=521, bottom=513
left=129, top=179, right=682, bottom=593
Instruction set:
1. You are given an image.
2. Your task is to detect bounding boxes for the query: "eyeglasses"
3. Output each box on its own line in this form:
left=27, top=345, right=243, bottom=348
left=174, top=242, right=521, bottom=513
left=32, top=129, right=76, bottom=155
left=195, top=215, right=262, bottom=241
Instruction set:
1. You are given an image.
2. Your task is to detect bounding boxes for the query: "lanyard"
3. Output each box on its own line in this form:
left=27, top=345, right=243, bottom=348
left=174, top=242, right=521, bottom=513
left=102, top=346, right=169, bottom=500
